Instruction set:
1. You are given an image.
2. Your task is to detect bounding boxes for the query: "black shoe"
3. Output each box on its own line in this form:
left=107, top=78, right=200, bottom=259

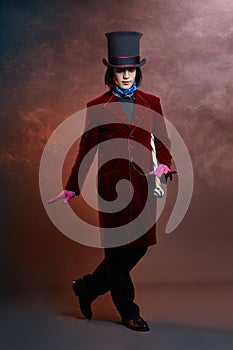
left=72, top=279, right=93, bottom=319
left=122, top=315, right=150, bottom=332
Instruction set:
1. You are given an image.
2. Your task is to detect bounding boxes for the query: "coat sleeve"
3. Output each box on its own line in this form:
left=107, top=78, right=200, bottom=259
left=65, top=103, right=99, bottom=195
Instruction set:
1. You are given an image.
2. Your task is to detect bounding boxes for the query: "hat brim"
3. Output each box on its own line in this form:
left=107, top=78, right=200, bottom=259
left=102, top=58, right=146, bottom=68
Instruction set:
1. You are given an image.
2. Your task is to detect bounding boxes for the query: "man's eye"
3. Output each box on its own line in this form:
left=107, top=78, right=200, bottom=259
left=116, top=69, right=123, bottom=73
left=129, top=68, right=136, bottom=72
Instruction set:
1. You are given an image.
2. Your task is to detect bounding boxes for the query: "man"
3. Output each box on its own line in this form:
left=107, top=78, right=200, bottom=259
left=49, top=31, right=175, bottom=331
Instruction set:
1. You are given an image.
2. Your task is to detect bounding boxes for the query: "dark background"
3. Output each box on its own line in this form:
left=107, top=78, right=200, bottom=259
left=1, top=0, right=232, bottom=295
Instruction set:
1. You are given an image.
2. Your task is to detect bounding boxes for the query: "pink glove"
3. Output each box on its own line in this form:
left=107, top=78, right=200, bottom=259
left=149, top=164, right=177, bottom=178
left=48, top=190, right=76, bottom=204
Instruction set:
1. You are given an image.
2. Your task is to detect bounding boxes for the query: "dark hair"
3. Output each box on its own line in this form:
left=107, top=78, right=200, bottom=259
left=104, top=67, right=142, bottom=88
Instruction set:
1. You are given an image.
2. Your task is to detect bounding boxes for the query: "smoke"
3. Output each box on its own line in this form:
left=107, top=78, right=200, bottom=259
left=140, top=0, right=233, bottom=189
left=0, top=108, right=55, bottom=174
left=0, top=0, right=232, bottom=190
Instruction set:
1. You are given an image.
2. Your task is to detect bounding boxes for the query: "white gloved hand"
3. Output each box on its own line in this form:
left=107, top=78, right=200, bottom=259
left=48, top=190, right=76, bottom=204
left=149, top=164, right=177, bottom=178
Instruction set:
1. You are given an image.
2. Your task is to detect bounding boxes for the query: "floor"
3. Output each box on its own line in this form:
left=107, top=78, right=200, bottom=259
left=1, top=283, right=233, bottom=350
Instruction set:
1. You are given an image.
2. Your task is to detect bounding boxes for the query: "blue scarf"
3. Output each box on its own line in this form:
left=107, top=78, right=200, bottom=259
left=113, top=82, right=137, bottom=99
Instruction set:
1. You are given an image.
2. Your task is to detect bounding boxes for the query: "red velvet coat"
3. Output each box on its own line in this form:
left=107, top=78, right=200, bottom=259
left=65, top=89, right=171, bottom=247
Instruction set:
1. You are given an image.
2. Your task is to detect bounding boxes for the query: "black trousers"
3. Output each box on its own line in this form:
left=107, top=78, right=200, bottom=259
left=81, top=245, right=148, bottom=319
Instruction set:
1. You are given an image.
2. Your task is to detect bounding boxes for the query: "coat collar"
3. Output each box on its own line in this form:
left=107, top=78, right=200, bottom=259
left=103, top=89, right=151, bottom=128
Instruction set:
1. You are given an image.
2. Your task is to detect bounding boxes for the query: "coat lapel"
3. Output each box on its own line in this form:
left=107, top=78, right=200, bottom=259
left=103, top=93, right=130, bottom=124
left=102, top=90, right=151, bottom=128
left=131, top=90, right=151, bottom=131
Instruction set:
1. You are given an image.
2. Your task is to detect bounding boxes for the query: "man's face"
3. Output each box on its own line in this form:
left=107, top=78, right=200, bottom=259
left=113, top=67, right=136, bottom=90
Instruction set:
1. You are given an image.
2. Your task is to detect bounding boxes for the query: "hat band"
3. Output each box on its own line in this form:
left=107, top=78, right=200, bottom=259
left=108, top=55, right=140, bottom=66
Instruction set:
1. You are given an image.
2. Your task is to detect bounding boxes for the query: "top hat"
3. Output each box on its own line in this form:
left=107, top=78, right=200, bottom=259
left=103, top=31, right=146, bottom=68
